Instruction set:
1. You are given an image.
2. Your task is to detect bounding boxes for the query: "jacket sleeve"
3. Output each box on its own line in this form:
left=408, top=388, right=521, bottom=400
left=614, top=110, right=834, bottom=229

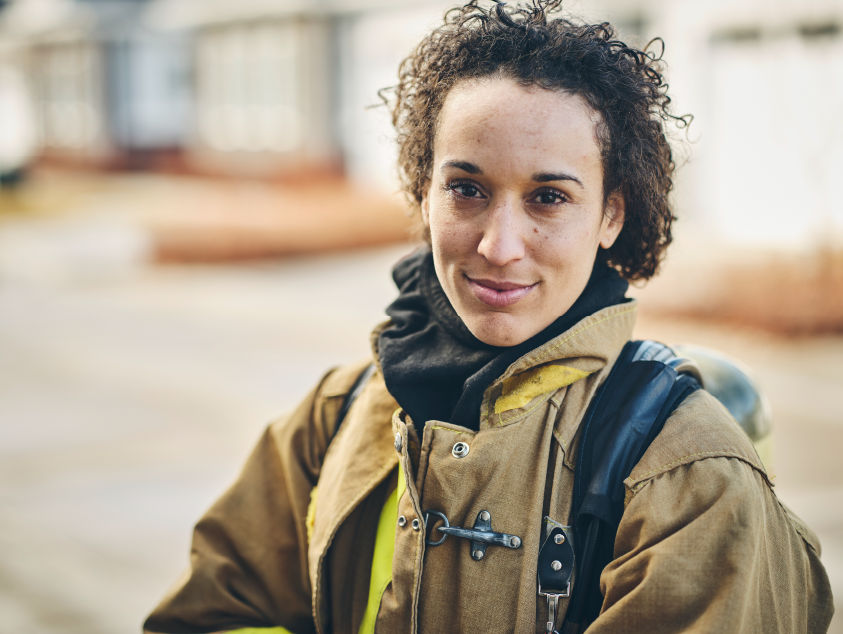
left=586, top=456, right=834, bottom=633
left=144, top=362, right=370, bottom=634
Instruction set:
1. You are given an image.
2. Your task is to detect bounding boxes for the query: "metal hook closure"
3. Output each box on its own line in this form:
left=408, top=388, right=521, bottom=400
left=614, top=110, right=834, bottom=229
left=424, top=509, right=522, bottom=561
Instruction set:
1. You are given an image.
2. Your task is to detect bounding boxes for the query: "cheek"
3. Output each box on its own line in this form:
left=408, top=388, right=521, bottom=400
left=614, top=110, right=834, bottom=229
left=429, top=210, right=477, bottom=254
left=535, top=221, right=601, bottom=261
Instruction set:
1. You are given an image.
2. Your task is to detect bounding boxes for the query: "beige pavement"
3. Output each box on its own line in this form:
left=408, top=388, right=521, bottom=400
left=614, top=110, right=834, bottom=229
left=0, top=168, right=414, bottom=263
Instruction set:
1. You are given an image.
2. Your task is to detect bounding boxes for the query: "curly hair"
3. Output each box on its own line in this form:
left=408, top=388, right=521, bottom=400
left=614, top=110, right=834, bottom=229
left=384, top=0, right=691, bottom=281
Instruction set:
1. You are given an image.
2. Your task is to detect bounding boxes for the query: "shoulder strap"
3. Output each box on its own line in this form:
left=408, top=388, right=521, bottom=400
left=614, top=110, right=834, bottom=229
left=561, top=340, right=700, bottom=633
left=333, top=363, right=376, bottom=433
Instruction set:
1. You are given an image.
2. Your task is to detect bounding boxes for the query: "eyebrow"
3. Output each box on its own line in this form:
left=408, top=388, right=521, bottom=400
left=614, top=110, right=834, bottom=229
left=440, top=161, right=583, bottom=188
left=532, top=171, right=584, bottom=188
left=441, top=160, right=482, bottom=174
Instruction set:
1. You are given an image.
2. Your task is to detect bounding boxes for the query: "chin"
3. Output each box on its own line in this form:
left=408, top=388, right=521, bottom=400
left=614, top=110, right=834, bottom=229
left=464, top=313, right=534, bottom=348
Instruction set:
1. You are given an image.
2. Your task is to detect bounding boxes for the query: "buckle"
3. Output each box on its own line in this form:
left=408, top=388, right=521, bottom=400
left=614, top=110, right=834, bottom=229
left=424, top=509, right=522, bottom=560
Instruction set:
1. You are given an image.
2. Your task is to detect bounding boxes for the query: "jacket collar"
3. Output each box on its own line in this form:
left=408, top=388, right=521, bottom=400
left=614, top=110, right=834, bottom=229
left=490, top=300, right=637, bottom=387
left=373, top=300, right=637, bottom=433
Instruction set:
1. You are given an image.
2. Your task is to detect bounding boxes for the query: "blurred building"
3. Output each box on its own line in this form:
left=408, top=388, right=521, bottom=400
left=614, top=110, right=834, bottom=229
left=149, top=2, right=339, bottom=179
left=0, top=0, right=841, bottom=246
left=578, top=0, right=843, bottom=250
left=0, top=0, right=643, bottom=182
left=0, top=0, right=189, bottom=171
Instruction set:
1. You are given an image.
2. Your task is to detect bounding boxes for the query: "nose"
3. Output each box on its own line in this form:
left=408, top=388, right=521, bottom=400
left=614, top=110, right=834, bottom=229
left=477, top=199, right=526, bottom=266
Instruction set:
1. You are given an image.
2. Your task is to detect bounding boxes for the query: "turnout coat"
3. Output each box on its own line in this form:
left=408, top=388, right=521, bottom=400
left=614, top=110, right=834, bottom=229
left=145, top=303, right=833, bottom=633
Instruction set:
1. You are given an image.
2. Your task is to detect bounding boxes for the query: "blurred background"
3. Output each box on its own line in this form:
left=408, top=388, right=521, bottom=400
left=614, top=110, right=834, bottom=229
left=0, top=0, right=841, bottom=632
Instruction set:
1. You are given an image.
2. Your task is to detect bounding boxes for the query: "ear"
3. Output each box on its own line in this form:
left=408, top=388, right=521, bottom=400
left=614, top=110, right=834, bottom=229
left=599, top=191, right=625, bottom=249
left=420, top=193, right=430, bottom=229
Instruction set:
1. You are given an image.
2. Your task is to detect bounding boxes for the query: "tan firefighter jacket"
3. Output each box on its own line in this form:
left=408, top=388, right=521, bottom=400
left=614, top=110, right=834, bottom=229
left=145, top=302, right=834, bottom=633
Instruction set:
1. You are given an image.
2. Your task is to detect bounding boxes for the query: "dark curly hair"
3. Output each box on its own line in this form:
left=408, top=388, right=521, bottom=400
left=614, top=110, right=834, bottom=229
left=384, top=0, right=691, bottom=281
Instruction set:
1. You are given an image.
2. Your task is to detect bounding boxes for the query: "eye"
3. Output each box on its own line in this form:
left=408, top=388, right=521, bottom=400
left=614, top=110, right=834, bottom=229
left=446, top=180, right=485, bottom=199
left=530, top=188, right=568, bottom=205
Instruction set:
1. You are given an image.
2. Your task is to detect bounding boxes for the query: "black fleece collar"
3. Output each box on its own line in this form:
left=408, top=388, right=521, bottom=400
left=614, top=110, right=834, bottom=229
left=378, top=249, right=629, bottom=436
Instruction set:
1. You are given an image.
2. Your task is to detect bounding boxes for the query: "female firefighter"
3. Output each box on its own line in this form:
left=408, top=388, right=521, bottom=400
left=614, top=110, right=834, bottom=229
left=145, top=2, right=833, bottom=632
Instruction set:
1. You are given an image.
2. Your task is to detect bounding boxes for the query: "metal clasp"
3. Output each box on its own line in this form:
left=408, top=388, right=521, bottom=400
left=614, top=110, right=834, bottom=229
left=424, top=509, right=522, bottom=560
left=538, top=575, right=570, bottom=634
left=542, top=592, right=562, bottom=634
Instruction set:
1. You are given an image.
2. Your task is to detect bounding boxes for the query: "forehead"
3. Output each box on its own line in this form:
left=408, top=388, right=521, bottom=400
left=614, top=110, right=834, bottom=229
left=432, top=76, right=604, bottom=176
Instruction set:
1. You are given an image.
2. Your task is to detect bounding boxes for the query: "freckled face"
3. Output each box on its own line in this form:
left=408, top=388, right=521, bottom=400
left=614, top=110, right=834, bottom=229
left=421, top=77, right=625, bottom=347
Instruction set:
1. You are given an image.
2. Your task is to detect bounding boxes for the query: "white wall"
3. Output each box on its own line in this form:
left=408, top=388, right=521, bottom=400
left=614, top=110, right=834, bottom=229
left=334, top=3, right=452, bottom=191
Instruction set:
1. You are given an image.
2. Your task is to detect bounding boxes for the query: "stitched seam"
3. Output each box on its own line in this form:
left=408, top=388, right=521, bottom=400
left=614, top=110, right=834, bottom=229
left=410, top=513, right=424, bottom=633
left=779, top=500, right=821, bottom=554
left=480, top=304, right=634, bottom=424
left=543, top=304, right=635, bottom=353
left=403, top=451, right=426, bottom=634
left=496, top=367, right=592, bottom=413
left=495, top=390, right=554, bottom=425
left=627, top=453, right=771, bottom=492
left=632, top=451, right=735, bottom=480
left=505, top=304, right=635, bottom=373
left=321, top=360, right=374, bottom=399
left=429, top=424, right=472, bottom=434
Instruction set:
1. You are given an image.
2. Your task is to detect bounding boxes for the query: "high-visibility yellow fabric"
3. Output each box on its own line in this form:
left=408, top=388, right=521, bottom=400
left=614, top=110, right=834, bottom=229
left=495, top=364, right=591, bottom=413
left=305, top=486, right=318, bottom=542
left=753, top=433, right=773, bottom=474
left=358, top=468, right=405, bottom=634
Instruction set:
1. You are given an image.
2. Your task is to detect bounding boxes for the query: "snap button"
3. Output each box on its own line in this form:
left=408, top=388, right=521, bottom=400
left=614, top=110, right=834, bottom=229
left=411, top=518, right=421, bottom=531
left=394, top=432, right=403, bottom=453
left=398, top=515, right=407, bottom=527
left=451, top=441, right=470, bottom=458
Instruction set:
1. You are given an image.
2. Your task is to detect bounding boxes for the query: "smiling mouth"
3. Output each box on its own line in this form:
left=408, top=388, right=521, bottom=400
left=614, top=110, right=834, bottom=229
left=465, top=275, right=537, bottom=308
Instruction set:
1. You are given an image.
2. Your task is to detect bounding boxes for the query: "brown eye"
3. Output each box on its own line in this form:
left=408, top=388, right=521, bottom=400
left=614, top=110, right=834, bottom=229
left=450, top=182, right=483, bottom=198
left=533, top=189, right=566, bottom=205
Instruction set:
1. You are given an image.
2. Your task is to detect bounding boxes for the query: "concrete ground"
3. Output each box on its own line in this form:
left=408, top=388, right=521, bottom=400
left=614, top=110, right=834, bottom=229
left=1, top=180, right=840, bottom=632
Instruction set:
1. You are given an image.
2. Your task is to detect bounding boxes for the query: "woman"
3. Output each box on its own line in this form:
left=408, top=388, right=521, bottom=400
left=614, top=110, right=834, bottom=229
left=145, top=2, right=833, bottom=632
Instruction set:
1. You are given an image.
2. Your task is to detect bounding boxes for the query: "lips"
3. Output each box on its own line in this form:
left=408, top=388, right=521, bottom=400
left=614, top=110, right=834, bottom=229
left=465, top=275, right=537, bottom=308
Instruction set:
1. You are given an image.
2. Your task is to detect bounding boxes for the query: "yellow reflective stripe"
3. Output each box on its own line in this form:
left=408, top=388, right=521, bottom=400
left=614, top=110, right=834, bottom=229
left=753, top=433, right=773, bottom=474
left=495, top=364, right=592, bottom=413
left=305, top=485, right=318, bottom=542
left=225, top=628, right=291, bottom=633
left=358, top=468, right=403, bottom=634
left=397, top=461, right=406, bottom=501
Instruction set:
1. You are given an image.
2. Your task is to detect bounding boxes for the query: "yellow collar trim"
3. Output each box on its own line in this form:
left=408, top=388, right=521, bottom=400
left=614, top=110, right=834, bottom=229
left=494, top=364, right=593, bottom=413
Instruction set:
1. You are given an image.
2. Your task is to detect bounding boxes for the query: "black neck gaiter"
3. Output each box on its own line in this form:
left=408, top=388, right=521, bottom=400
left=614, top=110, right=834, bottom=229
left=377, top=249, right=628, bottom=437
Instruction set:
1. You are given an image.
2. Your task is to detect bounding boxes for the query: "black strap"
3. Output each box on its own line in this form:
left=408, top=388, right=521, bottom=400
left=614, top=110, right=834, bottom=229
left=561, top=340, right=700, bottom=633
left=538, top=525, right=575, bottom=596
left=334, top=363, right=375, bottom=433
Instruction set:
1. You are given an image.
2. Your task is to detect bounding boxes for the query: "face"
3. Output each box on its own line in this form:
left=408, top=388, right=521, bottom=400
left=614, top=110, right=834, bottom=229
left=421, top=76, right=624, bottom=347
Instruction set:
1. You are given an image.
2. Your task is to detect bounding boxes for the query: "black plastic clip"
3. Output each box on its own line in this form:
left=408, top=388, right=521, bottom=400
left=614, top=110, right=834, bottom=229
left=538, top=524, right=574, bottom=633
